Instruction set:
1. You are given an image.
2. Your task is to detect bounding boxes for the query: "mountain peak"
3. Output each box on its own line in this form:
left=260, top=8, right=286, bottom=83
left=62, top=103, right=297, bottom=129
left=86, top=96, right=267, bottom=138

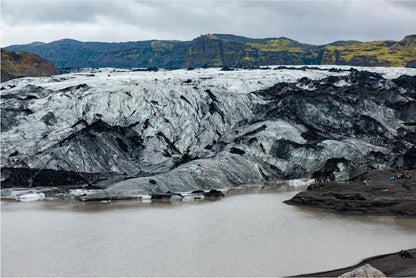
left=327, top=40, right=363, bottom=46
left=54, top=38, right=82, bottom=43
left=27, top=41, right=46, bottom=46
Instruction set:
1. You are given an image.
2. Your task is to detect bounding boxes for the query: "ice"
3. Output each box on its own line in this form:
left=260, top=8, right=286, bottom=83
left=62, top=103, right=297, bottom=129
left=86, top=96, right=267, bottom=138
left=69, top=189, right=95, bottom=197
left=1, top=65, right=415, bottom=199
left=334, top=79, right=350, bottom=87
left=16, top=192, right=46, bottom=201
left=285, top=178, right=315, bottom=189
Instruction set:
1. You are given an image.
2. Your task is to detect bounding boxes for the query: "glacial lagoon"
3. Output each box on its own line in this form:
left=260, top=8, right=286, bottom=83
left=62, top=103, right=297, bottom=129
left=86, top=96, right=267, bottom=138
left=2, top=189, right=416, bottom=277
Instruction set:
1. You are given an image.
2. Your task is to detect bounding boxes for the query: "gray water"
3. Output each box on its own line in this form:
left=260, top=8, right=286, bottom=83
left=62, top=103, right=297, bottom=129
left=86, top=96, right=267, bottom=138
left=2, top=191, right=416, bottom=277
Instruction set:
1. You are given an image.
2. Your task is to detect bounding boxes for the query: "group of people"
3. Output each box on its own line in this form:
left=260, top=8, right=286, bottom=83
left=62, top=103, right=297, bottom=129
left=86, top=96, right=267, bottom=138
left=391, top=172, right=413, bottom=180
left=315, top=177, right=334, bottom=184
left=314, top=171, right=414, bottom=185
left=399, top=250, right=413, bottom=258
left=363, top=178, right=372, bottom=187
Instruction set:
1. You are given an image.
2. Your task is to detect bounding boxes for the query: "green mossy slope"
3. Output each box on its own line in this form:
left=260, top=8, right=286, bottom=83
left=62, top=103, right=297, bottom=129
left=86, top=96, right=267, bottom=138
left=321, top=35, right=416, bottom=67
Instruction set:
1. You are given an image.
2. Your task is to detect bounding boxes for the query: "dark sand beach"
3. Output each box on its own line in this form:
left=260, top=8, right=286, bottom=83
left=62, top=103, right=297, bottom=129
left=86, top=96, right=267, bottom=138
left=286, top=169, right=416, bottom=276
left=296, top=248, right=416, bottom=277
left=285, top=169, right=416, bottom=218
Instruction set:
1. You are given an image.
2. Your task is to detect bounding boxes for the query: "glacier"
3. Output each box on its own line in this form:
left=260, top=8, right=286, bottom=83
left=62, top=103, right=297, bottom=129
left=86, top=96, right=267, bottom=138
left=1, top=66, right=416, bottom=201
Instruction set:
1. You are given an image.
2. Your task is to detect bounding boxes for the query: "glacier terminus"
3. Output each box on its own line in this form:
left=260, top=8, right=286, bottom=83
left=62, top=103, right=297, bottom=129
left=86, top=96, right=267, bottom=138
left=1, top=66, right=416, bottom=201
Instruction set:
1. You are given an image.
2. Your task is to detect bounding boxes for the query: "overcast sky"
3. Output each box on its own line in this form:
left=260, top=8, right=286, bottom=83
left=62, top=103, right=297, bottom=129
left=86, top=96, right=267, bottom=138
left=1, top=0, right=415, bottom=47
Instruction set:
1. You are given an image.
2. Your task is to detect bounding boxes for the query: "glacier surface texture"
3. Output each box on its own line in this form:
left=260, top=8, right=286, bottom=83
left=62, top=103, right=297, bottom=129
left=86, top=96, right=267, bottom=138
left=1, top=66, right=416, bottom=200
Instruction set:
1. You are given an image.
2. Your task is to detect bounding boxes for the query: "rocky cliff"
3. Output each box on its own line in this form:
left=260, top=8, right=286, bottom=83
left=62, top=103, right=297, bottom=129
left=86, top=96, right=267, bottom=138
left=6, top=34, right=416, bottom=69
left=1, top=48, right=59, bottom=82
left=1, top=66, right=415, bottom=201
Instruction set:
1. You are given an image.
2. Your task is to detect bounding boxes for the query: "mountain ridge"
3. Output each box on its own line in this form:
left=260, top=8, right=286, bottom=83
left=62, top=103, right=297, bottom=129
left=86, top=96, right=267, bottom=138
left=6, top=34, right=416, bottom=69
left=1, top=48, right=59, bottom=82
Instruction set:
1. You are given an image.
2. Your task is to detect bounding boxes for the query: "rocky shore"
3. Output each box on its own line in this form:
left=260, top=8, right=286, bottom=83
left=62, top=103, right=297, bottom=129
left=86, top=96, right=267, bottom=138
left=284, top=169, right=416, bottom=217
left=296, top=248, right=416, bottom=277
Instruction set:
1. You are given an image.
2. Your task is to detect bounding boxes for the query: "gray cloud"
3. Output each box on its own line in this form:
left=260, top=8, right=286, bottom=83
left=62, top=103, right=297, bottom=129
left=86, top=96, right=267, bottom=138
left=1, top=0, right=415, bottom=47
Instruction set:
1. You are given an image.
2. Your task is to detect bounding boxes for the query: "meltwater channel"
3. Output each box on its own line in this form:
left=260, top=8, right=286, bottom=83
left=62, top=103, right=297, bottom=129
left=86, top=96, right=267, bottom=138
left=2, top=189, right=416, bottom=277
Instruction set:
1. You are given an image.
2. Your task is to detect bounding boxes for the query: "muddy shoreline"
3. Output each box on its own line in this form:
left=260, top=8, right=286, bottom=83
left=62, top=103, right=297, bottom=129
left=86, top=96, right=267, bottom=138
left=284, top=169, right=416, bottom=218
left=295, top=248, right=416, bottom=277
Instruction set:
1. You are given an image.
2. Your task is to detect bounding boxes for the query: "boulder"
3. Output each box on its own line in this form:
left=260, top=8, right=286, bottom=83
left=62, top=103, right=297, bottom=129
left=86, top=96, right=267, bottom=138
left=338, top=264, right=386, bottom=277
